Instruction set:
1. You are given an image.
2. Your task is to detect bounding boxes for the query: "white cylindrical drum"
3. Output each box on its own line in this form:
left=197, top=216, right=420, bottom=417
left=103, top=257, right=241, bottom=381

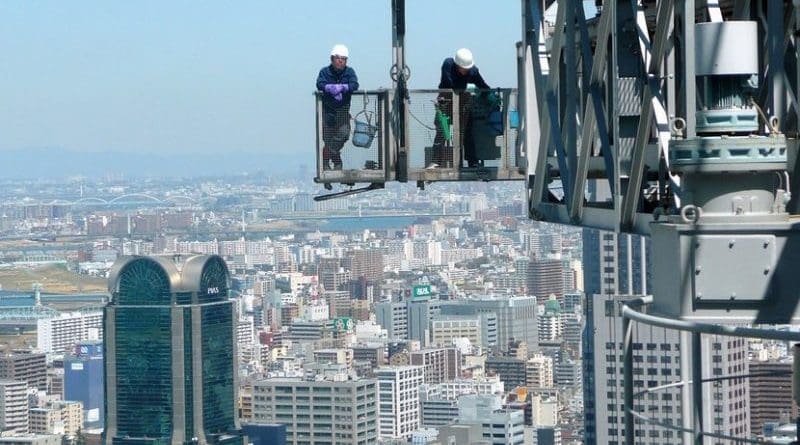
left=695, top=21, right=758, bottom=76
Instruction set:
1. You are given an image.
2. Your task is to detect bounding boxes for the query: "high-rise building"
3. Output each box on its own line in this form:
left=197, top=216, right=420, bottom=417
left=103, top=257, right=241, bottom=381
left=529, top=259, right=564, bottom=299
left=553, top=354, right=582, bottom=389
left=459, top=403, right=525, bottom=445
left=375, top=301, right=408, bottom=339
left=252, top=377, right=378, bottom=445
left=313, top=348, right=353, bottom=368
left=525, top=354, right=553, bottom=389
left=419, top=397, right=459, bottom=427
left=0, top=351, right=47, bottom=391
left=537, top=299, right=563, bottom=344
left=562, top=292, right=583, bottom=312
left=104, top=255, right=244, bottom=445
left=418, top=376, right=507, bottom=428
left=582, top=227, right=751, bottom=444
left=532, top=395, right=561, bottom=445
left=324, top=290, right=351, bottom=318
left=64, top=340, right=104, bottom=428
left=409, top=348, right=460, bottom=384
left=748, top=360, right=795, bottom=435
left=538, top=232, right=563, bottom=258
left=344, top=249, right=383, bottom=285
left=582, top=230, right=650, bottom=298
left=375, top=297, right=441, bottom=344
left=430, top=315, right=483, bottom=347
left=407, top=298, right=440, bottom=344
left=561, top=311, right=582, bottom=354
left=375, top=366, right=424, bottom=440
left=350, top=344, right=386, bottom=369
left=583, top=294, right=750, bottom=445
left=0, top=380, right=28, bottom=435
left=485, top=357, right=527, bottom=390
left=280, top=304, right=300, bottom=327
left=440, top=296, right=537, bottom=354
left=317, top=257, right=350, bottom=292
left=582, top=229, right=647, bottom=444
left=437, top=376, right=505, bottom=399
left=36, top=311, right=103, bottom=355
left=285, top=319, right=334, bottom=341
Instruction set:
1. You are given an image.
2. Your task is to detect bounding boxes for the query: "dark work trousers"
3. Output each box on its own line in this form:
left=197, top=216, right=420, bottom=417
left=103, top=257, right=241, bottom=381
left=432, top=91, right=475, bottom=167
left=322, top=110, right=351, bottom=169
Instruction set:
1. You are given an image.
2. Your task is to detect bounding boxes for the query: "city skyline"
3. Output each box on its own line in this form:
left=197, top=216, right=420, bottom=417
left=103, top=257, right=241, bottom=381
left=0, top=175, right=796, bottom=444
left=1, top=0, right=799, bottom=443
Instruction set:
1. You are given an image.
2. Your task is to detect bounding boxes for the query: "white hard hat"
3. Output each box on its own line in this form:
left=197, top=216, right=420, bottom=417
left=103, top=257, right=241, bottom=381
left=454, top=48, right=474, bottom=69
left=331, top=44, right=349, bottom=58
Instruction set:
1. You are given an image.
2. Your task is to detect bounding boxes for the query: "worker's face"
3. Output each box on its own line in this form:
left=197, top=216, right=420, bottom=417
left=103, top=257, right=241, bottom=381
left=331, top=55, right=348, bottom=70
left=456, top=66, right=469, bottom=76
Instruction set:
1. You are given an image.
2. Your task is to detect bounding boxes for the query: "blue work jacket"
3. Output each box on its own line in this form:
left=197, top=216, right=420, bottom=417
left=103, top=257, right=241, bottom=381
left=438, top=58, right=490, bottom=90
left=316, top=65, right=360, bottom=124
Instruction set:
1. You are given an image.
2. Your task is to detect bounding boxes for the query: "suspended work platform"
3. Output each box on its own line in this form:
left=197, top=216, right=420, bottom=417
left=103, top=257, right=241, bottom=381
left=313, top=88, right=525, bottom=195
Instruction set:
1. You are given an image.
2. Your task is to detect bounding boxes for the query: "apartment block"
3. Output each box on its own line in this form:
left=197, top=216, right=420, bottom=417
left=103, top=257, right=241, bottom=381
left=0, top=352, right=47, bottom=391
left=36, top=311, right=102, bottom=354
left=252, top=377, right=378, bottom=445
left=28, top=401, right=83, bottom=436
left=0, top=380, right=28, bottom=435
left=375, top=366, right=424, bottom=440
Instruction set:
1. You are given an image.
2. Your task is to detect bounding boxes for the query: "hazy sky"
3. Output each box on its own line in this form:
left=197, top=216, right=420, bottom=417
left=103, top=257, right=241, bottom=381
left=0, top=1, right=522, bottom=157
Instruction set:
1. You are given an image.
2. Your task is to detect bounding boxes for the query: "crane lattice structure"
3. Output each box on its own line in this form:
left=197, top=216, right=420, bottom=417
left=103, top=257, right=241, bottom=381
left=312, top=1, right=800, bottom=442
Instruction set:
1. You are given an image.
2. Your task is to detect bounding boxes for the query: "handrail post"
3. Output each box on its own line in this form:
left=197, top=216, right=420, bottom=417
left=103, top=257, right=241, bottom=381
left=793, top=344, right=800, bottom=445
left=680, top=331, right=693, bottom=445
left=623, top=309, right=634, bottom=445
left=692, top=332, right=704, bottom=444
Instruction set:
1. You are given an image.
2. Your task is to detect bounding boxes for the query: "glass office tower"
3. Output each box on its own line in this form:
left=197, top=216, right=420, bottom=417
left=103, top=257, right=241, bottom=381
left=104, top=255, right=244, bottom=445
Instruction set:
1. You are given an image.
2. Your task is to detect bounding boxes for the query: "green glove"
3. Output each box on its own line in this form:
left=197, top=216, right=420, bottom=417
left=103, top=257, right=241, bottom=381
left=436, top=110, right=451, bottom=142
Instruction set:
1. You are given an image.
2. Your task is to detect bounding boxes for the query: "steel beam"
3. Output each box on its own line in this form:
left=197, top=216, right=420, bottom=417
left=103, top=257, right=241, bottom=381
left=683, top=0, right=697, bottom=138
left=564, top=0, right=578, bottom=181
left=532, top=0, right=570, bottom=207
left=570, top=3, right=615, bottom=222
left=391, top=0, right=409, bottom=182
left=770, top=0, right=786, bottom=127
left=621, top=0, right=674, bottom=229
left=520, top=0, right=543, bottom=181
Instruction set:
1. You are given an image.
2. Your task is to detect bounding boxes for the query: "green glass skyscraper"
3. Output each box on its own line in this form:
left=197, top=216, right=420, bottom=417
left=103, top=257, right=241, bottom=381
left=104, top=255, right=244, bottom=445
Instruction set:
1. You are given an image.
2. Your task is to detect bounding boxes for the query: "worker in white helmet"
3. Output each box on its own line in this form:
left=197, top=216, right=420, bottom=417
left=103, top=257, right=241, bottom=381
left=432, top=48, right=490, bottom=168
left=316, top=44, right=360, bottom=170
left=439, top=48, right=489, bottom=90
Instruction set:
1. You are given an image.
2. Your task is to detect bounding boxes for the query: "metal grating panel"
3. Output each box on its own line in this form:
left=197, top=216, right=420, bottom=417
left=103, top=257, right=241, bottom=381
left=316, top=90, right=387, bottom=183
left=617, top=77, right=642, bottom=117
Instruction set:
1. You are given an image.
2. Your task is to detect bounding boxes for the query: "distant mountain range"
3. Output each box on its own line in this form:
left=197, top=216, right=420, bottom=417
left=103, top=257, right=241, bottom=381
left=0, top=148, right=311, bottom=180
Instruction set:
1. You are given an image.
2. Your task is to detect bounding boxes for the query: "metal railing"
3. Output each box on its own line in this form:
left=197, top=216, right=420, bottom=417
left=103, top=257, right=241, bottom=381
left=405, top=88, right=522, bottom=176
left=314, top=88, right=524, bottom=188
left=314, top=89, right=391, bottom=185
left=622, top=296, right=800, bottom=445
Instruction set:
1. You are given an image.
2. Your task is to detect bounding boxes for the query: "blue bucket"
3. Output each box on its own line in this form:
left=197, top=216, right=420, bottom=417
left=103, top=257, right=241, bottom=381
left=352, top=119, right=378, bottom=148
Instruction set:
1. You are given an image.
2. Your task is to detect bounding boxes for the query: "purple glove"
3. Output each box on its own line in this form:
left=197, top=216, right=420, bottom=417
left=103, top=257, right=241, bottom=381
left=324, top=84, right=348, bottom=101
left=324, top=84, right=339, bottom=95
